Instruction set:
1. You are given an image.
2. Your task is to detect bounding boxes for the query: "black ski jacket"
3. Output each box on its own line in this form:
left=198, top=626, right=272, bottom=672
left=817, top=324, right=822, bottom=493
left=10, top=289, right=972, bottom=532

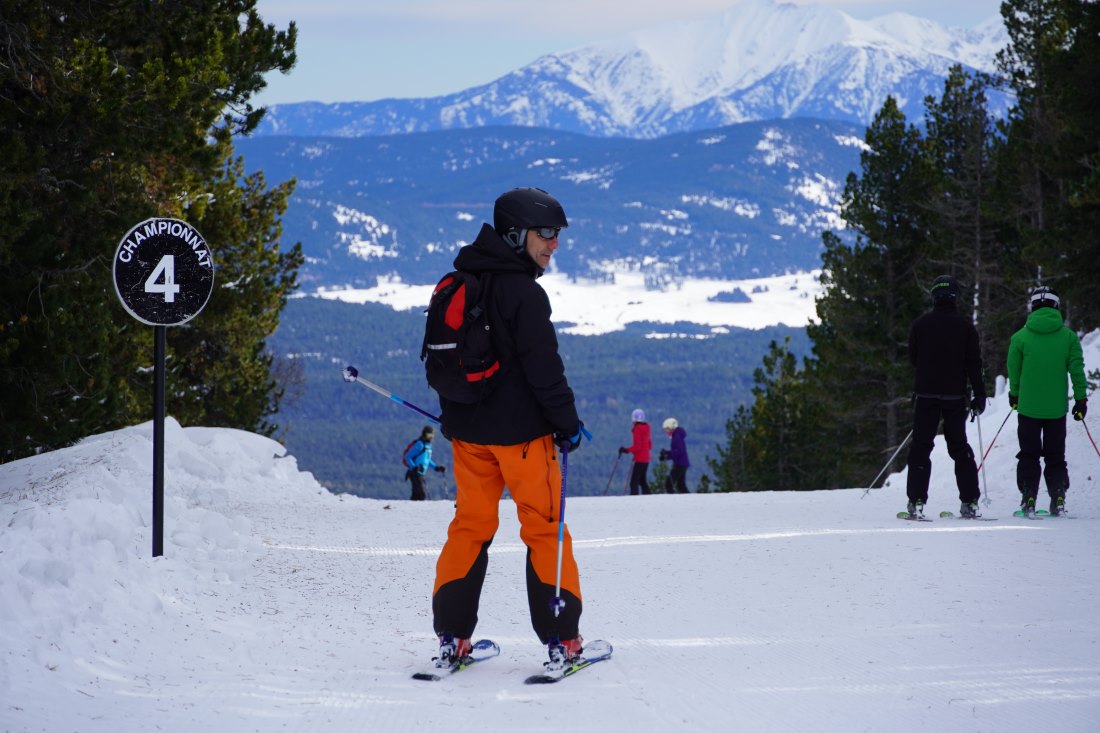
left=908, top=300, right=985, bottom=400
left=437, top=224, right=580, bottom=445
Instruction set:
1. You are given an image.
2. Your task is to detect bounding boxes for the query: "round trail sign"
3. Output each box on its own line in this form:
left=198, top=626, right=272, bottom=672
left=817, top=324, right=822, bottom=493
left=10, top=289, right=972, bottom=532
left=113, top=217, right=214, bottom=326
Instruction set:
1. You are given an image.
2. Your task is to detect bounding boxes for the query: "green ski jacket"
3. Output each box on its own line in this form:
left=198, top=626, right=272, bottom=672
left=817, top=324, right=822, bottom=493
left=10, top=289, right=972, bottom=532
left=1006, top=308, right=1087, bottom=419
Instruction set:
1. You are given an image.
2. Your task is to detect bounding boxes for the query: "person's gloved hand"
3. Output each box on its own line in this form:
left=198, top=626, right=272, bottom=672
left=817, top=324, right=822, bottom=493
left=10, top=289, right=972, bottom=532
left=618, top=447, right=629, bottom=456
left=659, top=448, right=670, bottom=462
left=435, top=465, right=447, bottom=473
left=1072, top=399, right=1087, bottom=421
left=1009, top=393, right=1019, bottom=410
left=555, top=421, right=587, bottom=454
left=970, top=396, right=986, bottom=416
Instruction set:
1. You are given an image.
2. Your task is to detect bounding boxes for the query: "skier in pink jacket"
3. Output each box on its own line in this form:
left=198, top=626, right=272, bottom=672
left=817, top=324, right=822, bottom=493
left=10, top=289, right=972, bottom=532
left=619, top=409, right=652, bottom=495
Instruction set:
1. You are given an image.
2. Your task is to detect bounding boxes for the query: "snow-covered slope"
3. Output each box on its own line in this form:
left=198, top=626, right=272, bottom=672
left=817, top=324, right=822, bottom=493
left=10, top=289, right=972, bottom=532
left=256, top=0, right=1009, bottom=138
left=3, top=334, right=1099, bottom=731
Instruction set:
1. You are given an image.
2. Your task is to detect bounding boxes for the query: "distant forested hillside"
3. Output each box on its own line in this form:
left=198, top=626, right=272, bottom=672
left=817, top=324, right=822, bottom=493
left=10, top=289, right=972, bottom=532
left=270, top=297, right=808, bottom=500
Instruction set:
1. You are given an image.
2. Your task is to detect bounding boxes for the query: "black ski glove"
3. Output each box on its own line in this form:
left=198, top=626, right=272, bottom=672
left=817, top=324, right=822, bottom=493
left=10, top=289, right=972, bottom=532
left=970, top=396, right=986, bottom=416
left=435, top=465, right=447, bottom=473
left=1073, top=399, right=1087, bottom=421
left=555, top=421, right=587, bottom=454
left=1009, top=393, right=1019, bottom=410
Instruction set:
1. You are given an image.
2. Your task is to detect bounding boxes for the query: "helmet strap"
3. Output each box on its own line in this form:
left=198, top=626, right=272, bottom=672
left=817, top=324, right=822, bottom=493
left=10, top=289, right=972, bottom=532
left=503, top=228, right=527, bottom=251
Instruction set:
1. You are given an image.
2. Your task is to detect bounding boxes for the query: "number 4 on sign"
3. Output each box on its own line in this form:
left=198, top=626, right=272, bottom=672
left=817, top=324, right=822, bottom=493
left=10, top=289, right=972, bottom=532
left=145, top=255, right=180, bottom=303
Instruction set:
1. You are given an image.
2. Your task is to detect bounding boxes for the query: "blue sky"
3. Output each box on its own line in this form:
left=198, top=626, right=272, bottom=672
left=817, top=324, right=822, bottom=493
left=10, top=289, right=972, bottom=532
left=251, top=0, right=1004, bottom=106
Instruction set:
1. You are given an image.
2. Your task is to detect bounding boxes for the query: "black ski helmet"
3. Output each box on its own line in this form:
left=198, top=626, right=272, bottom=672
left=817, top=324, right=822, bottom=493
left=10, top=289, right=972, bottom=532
left=929, top=274, right=959, bottom=302
left=1028, top=285, right=1060, bottom=312
left=493, top=188, right=568, bottom=251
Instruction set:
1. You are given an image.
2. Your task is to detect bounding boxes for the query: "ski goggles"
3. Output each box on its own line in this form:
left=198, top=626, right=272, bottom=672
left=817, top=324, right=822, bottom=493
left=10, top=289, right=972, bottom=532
left=533, top=226, right=562, bottom=240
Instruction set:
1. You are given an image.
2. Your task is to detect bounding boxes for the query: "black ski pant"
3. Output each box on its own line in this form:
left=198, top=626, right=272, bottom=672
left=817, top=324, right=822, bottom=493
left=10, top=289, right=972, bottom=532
left=665, top=465, right=688, bottom=494
left=905, top=396, right=979, bottom=505
left=1016, top=414, right=1068, bottom=501
left=408, top=469, right=427, bottom=501
left=629, top=462, right=650, bottom=495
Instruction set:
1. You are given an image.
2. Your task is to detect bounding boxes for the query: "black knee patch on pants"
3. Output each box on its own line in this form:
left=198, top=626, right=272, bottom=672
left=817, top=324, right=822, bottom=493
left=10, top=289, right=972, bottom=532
left=526, top=550, right=581, bottom=643
left=433, top=540, right=491, bottom=638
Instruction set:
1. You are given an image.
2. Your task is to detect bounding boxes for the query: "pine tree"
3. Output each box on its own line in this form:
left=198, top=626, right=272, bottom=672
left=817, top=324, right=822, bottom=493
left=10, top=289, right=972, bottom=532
left=711, top=3, right=1098, bottom=493
left=808, top=98, right=934, bottom=487
left=709, top=406, right=759, bottom=492
left=708, top=338, right=825, bottom=491
left=995, top=0, right=1100, bottom=328
left=922, top=66, right=1018, bottom=386
left=0, top=1, right=298, bottom=460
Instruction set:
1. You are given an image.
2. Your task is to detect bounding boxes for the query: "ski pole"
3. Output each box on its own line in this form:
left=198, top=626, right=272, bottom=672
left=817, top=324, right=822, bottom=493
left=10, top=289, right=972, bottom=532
left=550, top=446, right=569, bottom=618
left=976, top=409, right=1014, bottom=473
left=603, top=454, right=621, bottom=496
left=1082, top=418, right=1100, bottom=461
left=342, top=365, right=440, bottom=424
left=974, top=411, right=990, bottom=507
left=550, top=425, right=591, bottom=618
left=861, top=429, right=913, bottom=497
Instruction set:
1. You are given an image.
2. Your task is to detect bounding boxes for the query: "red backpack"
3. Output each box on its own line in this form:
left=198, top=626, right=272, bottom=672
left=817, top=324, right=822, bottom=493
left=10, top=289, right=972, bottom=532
left=420, top=271, right=500, bottom=404
left=402, top=438, right=426, bottom=467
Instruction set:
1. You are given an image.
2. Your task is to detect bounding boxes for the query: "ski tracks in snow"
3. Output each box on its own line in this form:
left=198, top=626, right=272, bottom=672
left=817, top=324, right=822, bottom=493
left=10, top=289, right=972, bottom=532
left=212, top=490, right=1100, bottom=731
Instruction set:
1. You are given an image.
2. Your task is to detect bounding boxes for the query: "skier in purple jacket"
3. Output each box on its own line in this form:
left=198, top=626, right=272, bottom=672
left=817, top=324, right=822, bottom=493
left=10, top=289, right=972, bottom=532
left=660, top=418, right=690, bottom=493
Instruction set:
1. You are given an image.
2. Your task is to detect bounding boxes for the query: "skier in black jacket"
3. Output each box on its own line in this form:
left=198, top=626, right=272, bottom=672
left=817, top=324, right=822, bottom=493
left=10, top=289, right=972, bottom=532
left=904, top=275, right=986, bottom=518
left=430, top=187, right=588, bottom=672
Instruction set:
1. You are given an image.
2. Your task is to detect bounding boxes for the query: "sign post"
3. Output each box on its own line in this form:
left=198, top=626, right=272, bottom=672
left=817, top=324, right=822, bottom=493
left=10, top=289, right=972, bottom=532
left=113, top=217, right=214, bottom=557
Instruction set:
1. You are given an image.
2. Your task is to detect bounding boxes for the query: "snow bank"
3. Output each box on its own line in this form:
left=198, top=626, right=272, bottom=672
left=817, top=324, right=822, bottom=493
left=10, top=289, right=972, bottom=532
left=0, top=418, right=329, bottom=697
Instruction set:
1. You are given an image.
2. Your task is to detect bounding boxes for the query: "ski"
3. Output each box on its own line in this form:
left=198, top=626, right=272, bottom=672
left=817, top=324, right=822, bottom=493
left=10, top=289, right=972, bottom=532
left=897, top=511, right=932, bottom=522
left=1011, top=509, right=1043, bottom=519
left=1035, top=509, right=1074, bottom=518
left=412, top=639, right=500, bottom=681
left=938, top=511, right=998, bottom=521
left=524, top=639, right=613, bottom=684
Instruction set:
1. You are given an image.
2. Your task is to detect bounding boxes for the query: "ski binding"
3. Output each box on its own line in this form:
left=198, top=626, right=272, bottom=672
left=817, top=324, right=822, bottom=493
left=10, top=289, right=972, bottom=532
left=524, top=639, right=613, bottom=684
left=939, top=511, right=998, bottom=521
left=412, top=638, right=499, bottom=681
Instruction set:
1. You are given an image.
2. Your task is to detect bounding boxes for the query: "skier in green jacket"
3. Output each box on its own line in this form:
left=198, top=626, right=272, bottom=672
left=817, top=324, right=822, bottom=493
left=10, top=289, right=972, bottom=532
left=1007, top=286, right=1088, bottom=516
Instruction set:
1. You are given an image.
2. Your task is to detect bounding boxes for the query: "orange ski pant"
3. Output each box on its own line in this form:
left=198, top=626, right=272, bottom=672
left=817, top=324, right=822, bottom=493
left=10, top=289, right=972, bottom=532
left=432, top=434, right=582, bottom=643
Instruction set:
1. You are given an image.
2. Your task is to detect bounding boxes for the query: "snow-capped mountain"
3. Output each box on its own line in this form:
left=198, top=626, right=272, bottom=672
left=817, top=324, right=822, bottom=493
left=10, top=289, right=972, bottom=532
left=255, top=0, right=1009, bottom=139
left=235, top=118, right=864, bottom=287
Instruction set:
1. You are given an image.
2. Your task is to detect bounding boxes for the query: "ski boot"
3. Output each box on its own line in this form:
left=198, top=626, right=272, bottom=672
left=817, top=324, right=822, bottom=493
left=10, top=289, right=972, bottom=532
left=1050, top=495, right=1065, bottom=517
left=1020, top=495, right=1037, bottom=518
left=546, top=636, right=584, bottom=672
left=906, top=501, right=925, bottom=519
left=434, top=635, right=473, bottom=669
left=960, top=501, right=979, bottom=518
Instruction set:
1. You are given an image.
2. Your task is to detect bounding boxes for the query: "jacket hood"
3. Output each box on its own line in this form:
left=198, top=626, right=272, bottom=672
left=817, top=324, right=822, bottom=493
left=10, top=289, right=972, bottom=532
left=454, top=223, right=541, bottom=278
left=1025, top=307, right=1064, bottom=334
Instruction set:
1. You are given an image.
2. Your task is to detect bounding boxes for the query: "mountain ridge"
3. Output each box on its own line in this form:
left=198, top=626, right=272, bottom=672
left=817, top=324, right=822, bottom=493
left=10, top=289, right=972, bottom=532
left=235, top=117, right=863, bottom=288
left=254, top=0, right=1008, bottom=139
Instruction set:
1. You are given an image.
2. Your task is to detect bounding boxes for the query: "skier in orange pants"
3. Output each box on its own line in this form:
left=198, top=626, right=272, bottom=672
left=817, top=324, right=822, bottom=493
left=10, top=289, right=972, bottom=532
left=428, top=187, right=588, bottom=668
